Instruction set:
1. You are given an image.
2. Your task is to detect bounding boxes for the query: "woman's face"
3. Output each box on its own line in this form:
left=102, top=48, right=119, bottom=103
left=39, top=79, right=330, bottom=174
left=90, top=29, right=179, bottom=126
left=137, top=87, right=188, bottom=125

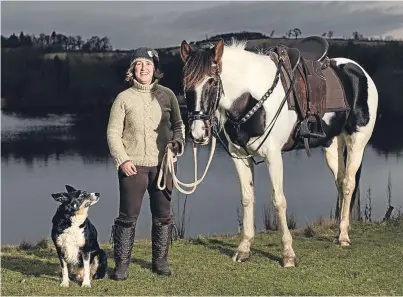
left=134, top=59, right=154, bottom=85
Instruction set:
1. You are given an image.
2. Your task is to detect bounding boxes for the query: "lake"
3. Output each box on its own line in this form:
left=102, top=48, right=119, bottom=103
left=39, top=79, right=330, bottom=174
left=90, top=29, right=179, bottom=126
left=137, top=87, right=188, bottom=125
left=1, top=110, right=402, bottom=245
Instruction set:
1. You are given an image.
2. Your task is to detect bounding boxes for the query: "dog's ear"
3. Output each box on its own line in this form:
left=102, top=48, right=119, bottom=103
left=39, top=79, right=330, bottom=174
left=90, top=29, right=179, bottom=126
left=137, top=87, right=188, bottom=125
left=65, top=185, right=77, bottom=193
left=51, top=192, right=69, bottom=203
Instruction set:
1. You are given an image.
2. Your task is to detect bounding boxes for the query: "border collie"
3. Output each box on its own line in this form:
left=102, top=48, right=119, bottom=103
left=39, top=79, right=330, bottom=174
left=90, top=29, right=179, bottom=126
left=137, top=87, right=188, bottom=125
left=51, top=185, right=107, bottom=288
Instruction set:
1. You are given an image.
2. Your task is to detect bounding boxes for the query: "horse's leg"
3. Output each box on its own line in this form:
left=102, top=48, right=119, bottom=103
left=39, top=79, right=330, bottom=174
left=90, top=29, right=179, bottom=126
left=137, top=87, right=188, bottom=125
left=338, top=130, right=370, bottom=246
left=266, top=149, right=296, bottom=267
left=324, top=135, right=346, bottom=219
left=231, top=156, right=255, bottom=262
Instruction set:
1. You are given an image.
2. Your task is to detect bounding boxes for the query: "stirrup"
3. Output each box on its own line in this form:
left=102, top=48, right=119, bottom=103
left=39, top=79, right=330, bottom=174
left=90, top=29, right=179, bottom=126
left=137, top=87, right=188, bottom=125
left=299, top=116, right=326, bottom=139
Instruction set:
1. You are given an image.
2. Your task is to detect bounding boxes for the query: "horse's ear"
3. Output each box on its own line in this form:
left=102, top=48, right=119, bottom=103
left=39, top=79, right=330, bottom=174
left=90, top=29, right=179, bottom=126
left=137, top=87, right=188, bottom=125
left=214, top=39, right=224, bottom=64
left=180, top=40, right=191, bottom=63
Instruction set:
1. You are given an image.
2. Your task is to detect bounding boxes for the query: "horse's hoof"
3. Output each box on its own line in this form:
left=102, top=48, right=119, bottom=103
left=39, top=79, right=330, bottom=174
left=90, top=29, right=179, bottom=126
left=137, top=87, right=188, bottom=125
left=338, top=236, right=351, bottom=247
left=340, top=240, right=350, bottom=247
left=232, top=251, right=250, bottom=262
left=283, top=256, right=296, bottom=268
left=81, top=281, right=91, bottom=288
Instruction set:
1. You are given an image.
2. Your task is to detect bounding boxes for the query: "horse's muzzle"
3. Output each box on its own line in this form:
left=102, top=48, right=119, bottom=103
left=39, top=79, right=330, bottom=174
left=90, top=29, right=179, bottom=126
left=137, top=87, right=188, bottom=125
left=188, top=119, right=211, bottom=146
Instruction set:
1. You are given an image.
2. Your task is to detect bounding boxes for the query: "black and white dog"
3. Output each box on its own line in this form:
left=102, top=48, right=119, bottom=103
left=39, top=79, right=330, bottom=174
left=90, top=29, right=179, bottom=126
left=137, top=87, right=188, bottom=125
left=51, top=185, right=107, bottom=288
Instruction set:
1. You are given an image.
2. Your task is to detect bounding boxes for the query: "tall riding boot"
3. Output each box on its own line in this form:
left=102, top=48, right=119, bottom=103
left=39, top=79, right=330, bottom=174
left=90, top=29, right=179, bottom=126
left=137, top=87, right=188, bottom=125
left=151, top=217, right=173, bottom=276
left=110, top=219, right=136, bottom=281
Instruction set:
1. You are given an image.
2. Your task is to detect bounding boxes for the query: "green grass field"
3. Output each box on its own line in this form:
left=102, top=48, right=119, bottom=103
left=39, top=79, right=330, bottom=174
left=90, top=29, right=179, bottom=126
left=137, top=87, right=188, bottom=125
left=1, top=218, right=402, bottom=296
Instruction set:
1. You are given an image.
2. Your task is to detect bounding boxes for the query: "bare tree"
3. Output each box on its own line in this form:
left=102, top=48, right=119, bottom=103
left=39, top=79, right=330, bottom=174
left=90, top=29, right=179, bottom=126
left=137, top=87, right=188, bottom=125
left=293, top=28, right=302, bottom=39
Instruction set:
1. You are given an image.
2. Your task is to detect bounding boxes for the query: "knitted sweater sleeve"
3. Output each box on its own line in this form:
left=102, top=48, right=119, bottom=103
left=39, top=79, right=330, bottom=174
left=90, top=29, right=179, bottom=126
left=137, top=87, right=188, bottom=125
left=169, top=90, right=186, bottom=155
left=106, top=94, right=130, bottom=168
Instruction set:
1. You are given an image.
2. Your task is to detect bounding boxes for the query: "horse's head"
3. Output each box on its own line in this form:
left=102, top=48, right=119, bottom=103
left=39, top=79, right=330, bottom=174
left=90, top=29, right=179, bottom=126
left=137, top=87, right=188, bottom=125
left=180, top=39, right=224, bottom=146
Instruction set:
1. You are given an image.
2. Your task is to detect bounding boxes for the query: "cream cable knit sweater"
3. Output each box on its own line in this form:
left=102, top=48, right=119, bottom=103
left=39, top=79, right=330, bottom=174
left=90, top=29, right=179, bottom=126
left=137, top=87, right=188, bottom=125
left=107, top=79, right=185, bottom=168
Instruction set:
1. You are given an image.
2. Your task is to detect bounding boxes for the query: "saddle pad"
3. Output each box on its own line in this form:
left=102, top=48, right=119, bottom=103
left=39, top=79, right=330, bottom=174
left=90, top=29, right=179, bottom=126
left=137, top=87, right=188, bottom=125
left=322, top=66, right=350, bottom=112
left=284, top=64, right=350, bottom=114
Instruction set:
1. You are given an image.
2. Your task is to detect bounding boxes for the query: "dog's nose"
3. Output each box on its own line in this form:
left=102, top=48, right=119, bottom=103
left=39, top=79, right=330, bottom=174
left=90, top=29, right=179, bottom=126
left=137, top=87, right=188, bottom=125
left=95, top=193, right=100, bottom=197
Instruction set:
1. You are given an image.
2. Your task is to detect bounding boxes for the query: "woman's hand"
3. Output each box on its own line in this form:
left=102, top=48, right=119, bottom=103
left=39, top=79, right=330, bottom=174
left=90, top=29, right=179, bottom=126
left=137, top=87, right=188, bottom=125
left=166, top=141, right=180, bottom=155
left=120, top=161, right=137, bottom=176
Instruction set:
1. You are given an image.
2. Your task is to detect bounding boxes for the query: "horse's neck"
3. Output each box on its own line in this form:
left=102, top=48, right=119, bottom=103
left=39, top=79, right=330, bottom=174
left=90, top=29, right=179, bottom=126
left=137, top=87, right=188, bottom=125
left=220, top=48, right=279, bottom=110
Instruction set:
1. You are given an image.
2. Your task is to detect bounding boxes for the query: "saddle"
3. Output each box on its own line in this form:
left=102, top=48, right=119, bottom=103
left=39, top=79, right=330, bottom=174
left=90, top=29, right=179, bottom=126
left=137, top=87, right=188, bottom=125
left=269, top=36, right=350, bottom=155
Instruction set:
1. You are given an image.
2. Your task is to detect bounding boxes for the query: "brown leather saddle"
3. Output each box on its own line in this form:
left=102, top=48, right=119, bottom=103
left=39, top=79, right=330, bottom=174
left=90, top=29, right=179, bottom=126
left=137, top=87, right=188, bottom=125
left=269, top=36, right=350, bottom=155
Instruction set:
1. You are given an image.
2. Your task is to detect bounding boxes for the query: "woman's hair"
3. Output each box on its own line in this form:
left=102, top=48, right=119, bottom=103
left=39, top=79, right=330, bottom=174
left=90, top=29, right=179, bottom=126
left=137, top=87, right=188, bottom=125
left=125, top=61, right=164, bottom=84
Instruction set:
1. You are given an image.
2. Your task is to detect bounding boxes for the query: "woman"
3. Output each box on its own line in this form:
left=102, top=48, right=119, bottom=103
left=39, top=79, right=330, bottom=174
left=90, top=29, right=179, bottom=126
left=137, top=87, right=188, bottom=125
left=107, top=47, right=185, bottom=280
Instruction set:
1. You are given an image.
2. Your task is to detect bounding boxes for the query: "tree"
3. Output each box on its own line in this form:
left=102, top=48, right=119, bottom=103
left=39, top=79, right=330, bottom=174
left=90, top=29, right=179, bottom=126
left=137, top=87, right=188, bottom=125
left=76, top=35, right=83, bottom=50
left=352, top=31, right=363, bottom=40
left=45, top=35, right=50, bottom=46
left=1, top=35, right=7, bottom=47
left=293, top=28, right=302, bottom=39
left=51, top=31, right=56, bottom=44
left=19, top=31, right=24, bottom=43
left=327, top=30, right=334, bottom=39
left=67, top=36, right=77, bottom=50
left=39, top=33, right=46, bottom=48
left=100, top=37, right=112, bottom=51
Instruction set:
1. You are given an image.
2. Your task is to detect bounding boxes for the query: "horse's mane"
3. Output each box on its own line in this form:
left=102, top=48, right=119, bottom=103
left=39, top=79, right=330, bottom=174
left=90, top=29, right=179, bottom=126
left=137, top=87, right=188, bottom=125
left=183, top=38, right=250, bottom=90
left=183, top=46, right=213, bottom=91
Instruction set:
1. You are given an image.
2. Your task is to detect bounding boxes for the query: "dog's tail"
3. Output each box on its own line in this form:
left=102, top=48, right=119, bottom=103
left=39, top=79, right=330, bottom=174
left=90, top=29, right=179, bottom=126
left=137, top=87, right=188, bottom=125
left=93, top=249, right=108, bottom=279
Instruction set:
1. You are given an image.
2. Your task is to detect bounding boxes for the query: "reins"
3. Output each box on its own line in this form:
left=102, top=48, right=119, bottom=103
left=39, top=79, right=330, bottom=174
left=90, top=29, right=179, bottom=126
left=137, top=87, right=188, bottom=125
left=157, top=63, right=223, bottom=195
left=157, top=137, right=217, bottom=194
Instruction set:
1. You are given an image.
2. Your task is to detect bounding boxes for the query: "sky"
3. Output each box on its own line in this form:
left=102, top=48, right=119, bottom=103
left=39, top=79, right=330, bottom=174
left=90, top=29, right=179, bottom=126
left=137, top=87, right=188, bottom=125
left=2, top=1, right=403, bottom=50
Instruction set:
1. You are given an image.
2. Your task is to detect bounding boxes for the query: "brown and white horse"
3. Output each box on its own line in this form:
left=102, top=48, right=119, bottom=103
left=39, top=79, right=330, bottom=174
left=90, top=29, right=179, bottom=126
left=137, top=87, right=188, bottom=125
left=180, top=38, right=378, bottom=267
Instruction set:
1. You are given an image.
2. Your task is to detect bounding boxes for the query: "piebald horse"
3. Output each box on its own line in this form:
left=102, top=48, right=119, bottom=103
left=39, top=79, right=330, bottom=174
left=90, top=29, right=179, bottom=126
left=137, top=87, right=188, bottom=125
left=180, top=38, right=378, bottom=267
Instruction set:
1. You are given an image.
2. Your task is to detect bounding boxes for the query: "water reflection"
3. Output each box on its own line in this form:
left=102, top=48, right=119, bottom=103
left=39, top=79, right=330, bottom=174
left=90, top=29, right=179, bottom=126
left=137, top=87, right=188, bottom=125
left=1, top=111, right=403, bottom=245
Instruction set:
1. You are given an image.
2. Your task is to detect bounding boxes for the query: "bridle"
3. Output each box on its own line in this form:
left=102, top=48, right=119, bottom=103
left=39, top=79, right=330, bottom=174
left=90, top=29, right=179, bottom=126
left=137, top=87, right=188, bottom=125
left=185, top=65, right=224, bottom=141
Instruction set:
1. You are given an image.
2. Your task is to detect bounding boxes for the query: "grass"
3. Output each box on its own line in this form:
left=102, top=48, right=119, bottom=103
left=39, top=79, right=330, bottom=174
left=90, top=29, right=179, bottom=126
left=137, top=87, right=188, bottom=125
left=1, top=217, right=403, bottom=296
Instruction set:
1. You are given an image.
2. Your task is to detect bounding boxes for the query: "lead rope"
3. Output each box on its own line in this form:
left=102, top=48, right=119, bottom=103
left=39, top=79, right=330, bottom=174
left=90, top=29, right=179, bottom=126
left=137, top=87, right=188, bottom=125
left=157, top=136, right=217, bottom=195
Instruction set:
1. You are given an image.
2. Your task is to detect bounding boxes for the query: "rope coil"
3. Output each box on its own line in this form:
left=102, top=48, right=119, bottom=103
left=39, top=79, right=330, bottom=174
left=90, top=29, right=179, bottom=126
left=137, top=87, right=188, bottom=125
left=157, top=137, right=217, bottom=195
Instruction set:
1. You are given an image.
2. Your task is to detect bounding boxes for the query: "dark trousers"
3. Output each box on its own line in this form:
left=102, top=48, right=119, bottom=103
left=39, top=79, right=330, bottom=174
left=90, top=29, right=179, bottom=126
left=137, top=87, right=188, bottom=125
left=116, top=165, right=174, bottom=224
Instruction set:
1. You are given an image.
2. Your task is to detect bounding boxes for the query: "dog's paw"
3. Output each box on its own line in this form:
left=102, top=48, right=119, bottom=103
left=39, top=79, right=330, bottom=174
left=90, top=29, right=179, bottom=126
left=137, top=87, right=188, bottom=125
left=60, top=281, right=69, bottom=287
left=81, top=281, right=91, bottom=288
